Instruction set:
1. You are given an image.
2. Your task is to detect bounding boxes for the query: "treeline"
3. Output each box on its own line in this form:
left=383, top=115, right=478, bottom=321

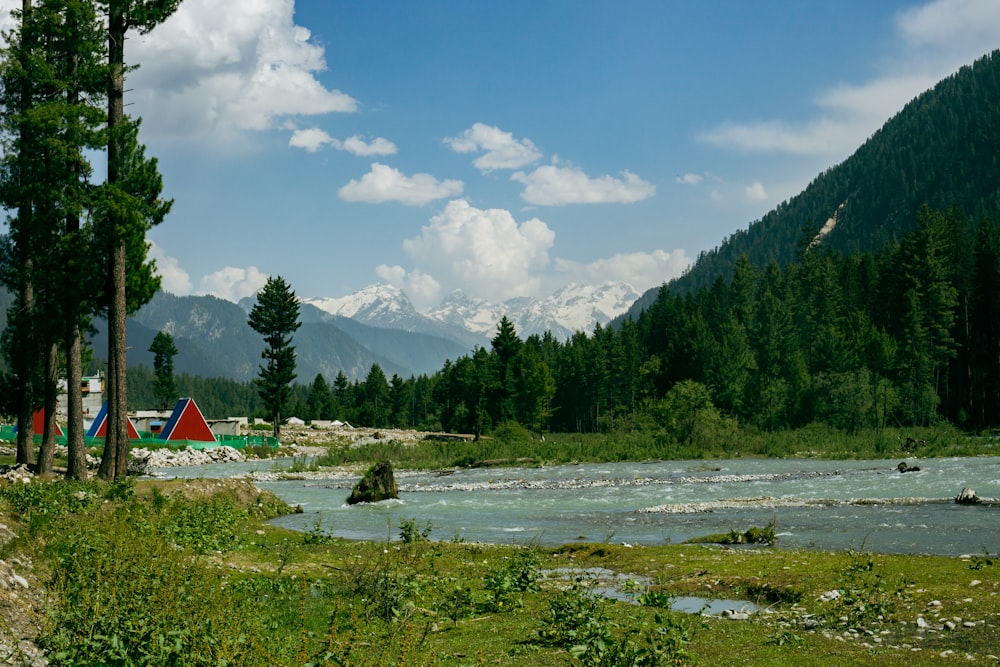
left=132, top=206, right=1000, bottom=439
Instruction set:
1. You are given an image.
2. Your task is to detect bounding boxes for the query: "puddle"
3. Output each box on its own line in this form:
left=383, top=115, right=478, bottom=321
left=541, top=568, right=758, bottom=616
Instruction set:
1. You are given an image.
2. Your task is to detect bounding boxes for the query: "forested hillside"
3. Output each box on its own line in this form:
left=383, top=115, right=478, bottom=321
left=627, top=49, right=1000, bottom=317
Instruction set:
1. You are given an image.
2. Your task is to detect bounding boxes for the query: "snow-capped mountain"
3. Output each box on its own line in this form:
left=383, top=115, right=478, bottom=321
left=301, top=285, right=485, bottom=349
left=302, top=284, right=417, bottom=328
left=302, top=281, right=640, bottom=343
left=428, top=282, right=641, bottom=340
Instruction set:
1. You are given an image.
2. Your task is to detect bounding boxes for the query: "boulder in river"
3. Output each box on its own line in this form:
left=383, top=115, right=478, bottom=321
left=347, top=460, right=399, bottom=505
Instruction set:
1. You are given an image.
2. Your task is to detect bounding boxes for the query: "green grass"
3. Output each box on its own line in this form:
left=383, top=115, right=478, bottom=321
left=1, top=477, right=996, bottom=666
left=309, top=423, right=992, bottom=472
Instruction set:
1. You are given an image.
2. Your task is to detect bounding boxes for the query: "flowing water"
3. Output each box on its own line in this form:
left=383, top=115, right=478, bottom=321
left=159, top=456, right=1000, bottom=556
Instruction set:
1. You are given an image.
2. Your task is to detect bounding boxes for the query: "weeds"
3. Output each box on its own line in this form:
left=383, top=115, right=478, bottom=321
left=481, top=549, right=541, bottom=611
left=537, top=584, right=696, bottom=666
left=829, top=545, right=910, bottom=629
left=398, top=517, right=432, bottom=544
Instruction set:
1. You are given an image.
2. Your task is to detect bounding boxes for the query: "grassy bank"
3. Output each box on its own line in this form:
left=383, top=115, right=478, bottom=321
left=0, top=477, right=996, bottom=666
left=315, top=422, right=994, bottom=471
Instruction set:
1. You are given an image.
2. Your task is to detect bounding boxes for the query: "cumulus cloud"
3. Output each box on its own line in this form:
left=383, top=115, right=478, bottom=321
left=339, top=163, right=463, bottom=205
left=379, top=199, right=555, bottom=309
left=444, top=123, right=542, bottom=171
left=289, top=129, right=398, bottom=155
left=697, top=0, right=1000, bottom=158
left=554, top=249, right=693, bottom=293
left=744, top=181, right=768, bottom=201
left=511, top=164, right=655, bottom=205
left=340, top=135, right=398, bottom=156
left=677, top=173, right=704, bottom=185
left=376, top=265, right=441, bottom=306
left=196, top=266, right=269, bottom=302
left=289, top=128, right=336, bottom=152
left=149, top=242, right=193, bottom=295
left=122, top=0, right=357, bottom=143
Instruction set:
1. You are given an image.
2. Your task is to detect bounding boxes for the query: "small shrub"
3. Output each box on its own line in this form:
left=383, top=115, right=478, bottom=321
left=637, top=588, right=674, bottom=609
left=398, top=517, right=432, bottom=543
left=303, top=515, right=337, bottom=545
left=481, top=550, right=541, bottom=612
left=828, top=546, right=909, bottom=629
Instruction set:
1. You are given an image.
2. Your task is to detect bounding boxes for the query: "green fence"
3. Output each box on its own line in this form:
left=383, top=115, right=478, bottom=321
left=0, top=426, right=278, bottom=450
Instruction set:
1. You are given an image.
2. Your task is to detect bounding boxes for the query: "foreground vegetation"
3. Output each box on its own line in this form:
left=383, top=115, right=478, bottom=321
left=0, top=475, right=996, bottom=666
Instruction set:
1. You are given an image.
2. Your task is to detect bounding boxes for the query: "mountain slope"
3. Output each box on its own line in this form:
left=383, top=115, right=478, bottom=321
left=626, top=49, right=1000, bottom=317
left=105, top=292, right=462, bottom=381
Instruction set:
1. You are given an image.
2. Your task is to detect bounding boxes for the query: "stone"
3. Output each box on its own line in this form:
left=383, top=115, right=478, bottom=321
left=954, top=488, right=981, bottom=505
left=347, top=460, right=399, bottom=505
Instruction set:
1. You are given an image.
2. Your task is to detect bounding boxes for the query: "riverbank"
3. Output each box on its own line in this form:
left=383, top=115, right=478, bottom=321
left=0, top=474, right=997, bottom=665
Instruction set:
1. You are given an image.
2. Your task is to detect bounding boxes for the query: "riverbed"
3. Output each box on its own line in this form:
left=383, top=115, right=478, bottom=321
left=157, top=456, right=1000, bottom=555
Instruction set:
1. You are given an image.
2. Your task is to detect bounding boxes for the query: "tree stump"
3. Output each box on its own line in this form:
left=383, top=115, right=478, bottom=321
left=347, top=460, right=399, bottom=505
left=954, top=487, right=981, bottom=505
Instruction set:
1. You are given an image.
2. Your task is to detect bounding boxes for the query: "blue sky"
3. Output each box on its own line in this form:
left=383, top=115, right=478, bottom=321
left=5, top=0, right=1000, bottom=310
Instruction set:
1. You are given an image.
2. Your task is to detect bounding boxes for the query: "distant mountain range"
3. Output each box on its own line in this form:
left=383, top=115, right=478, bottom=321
left=78, top=280, right=642, bottom=383
left=302, top=281, right=640, bottom=342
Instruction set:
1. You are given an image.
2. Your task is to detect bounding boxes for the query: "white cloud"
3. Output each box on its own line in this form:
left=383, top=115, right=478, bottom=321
left=744, top=182, right=768, bottom=202
left=697, top=0, right=1000, bottom=158
left=511, top=164, right=655, bottom=205
left=444, top=123, right=542, bottom=171
left=677, top=173, right=704, bottom=185
left=149, top=242, right=193, bottom=295
left=125, top=0, right=357, bottom=144
left=289, top=128, right=336, bottom=152
left=382, top=199, right=555, bottom=309
left=339, top=163, right=463, bottom=205
left=340, top=135, right=398, bottom=156
left=896, top=0, right=1000, bottom=59
left=554, top=249, right=693, bottom=293
left=196, top=266, right=269, bottom=302
left=289, top=129, right=398, bottom=155
left=376, top=265, right=441, bottom=305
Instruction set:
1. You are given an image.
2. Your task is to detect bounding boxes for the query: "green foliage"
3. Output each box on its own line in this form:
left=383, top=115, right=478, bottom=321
left=149, top=330, right=179, bottom=410
left=968, top=548, right=993, bottom=570
left=537, top=585, right=695, bottom=666
left=481, top=549, right=541, bottom=612
left=156, top=494, right=249, bottom=554
left=828, top=546, right=910, bottom=629
left=685, top=518, right=776, bottom=546
left=248, top=275, right=301, bottom=437
left=398, top=517, right=432, bottom=544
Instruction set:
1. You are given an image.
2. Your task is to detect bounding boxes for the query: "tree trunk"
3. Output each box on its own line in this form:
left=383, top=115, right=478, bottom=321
left=14, top=0, right=35, bottom=467
left=99, top=2, right=128, bottom=480
left=14, top=277, right=34, bottom=466
left=65, top=318, right=88, bottom=480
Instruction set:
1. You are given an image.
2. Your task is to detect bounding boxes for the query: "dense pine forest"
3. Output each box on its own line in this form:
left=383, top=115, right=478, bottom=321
left=129, top=205, right=1000, bottom=440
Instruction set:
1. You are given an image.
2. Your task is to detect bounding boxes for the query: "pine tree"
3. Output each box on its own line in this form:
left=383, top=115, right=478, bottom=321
left=247, top=276, right=301, bottom=439
left=149, top=330, right=177, bottom=410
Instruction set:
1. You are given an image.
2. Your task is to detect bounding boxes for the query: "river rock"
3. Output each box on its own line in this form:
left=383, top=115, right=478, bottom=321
left=954, top=488, right=981, bottom=505
left=347, top=459, right=398, bottom=505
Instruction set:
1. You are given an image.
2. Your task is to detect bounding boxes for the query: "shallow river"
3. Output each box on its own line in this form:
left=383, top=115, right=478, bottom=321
left=159, top=456, right=1000, bottom=556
